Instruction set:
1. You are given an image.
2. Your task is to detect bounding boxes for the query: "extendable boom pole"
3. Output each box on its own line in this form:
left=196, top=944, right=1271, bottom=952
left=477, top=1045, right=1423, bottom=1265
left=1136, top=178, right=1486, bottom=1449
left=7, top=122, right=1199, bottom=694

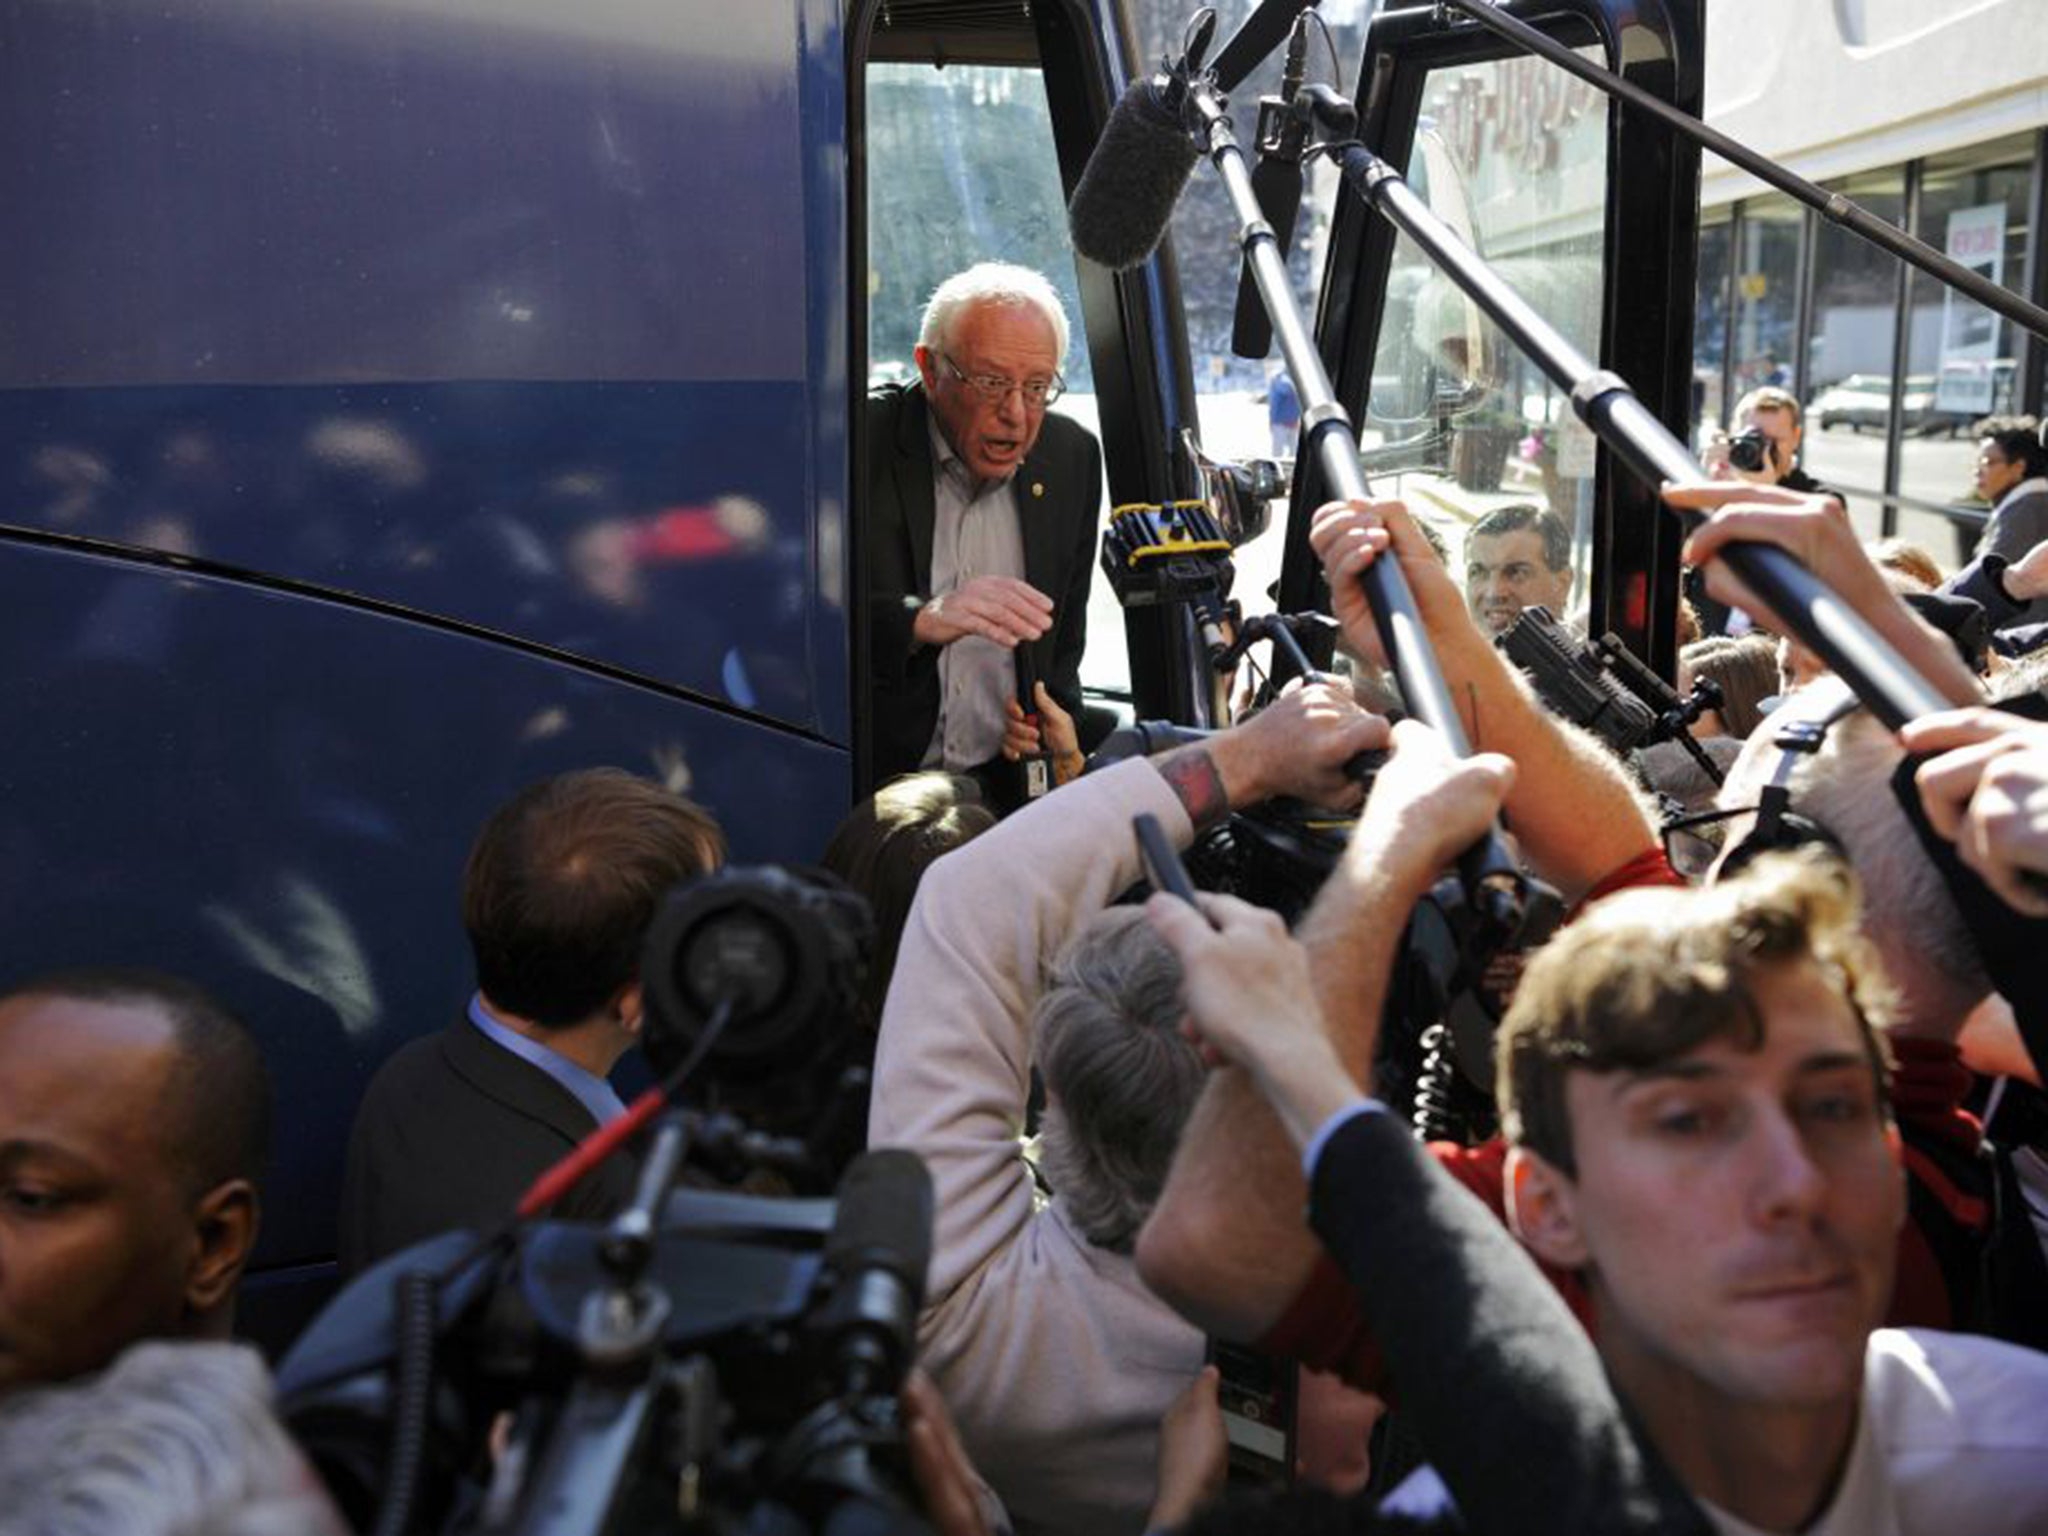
left=1338, top=145, right=1953, bottom=730
left=1436, top=0, right=2048, bottom=342
left=1185, top=80, right=1531, bottom=925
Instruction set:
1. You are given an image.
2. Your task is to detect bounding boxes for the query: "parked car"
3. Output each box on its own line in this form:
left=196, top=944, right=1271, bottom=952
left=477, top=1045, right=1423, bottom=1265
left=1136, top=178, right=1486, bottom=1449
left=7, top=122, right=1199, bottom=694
left=1807, top=374, right=1939, bottom=433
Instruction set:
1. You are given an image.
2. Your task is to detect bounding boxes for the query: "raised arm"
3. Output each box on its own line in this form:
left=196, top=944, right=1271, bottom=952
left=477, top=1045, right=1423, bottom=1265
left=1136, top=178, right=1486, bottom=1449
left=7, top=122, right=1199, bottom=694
left=1148, top=856, right=1709, bottom=1536
left=870, top=681, right=1384, bottom=1307
left=1309, top=497, right=1660, bottom=904
left=1137, top=721, right=1514, bottom=1340
left=1668, top=480, right=1982, bottom=708
left=868, top=757, right=1192, bottom=1307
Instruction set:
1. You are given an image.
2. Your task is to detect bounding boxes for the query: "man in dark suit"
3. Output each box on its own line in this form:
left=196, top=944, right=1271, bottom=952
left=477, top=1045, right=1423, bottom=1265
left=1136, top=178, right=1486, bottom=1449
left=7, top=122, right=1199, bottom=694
left=338, top=769, right=723, bottom=1273
left=867, top=263, right=1102, bottom=788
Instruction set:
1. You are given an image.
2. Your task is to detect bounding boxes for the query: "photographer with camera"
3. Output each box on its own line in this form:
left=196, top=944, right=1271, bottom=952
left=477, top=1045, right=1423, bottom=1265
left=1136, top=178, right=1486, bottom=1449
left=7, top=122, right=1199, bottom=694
left=1704, top=385, right=1844, bottom=508
left=868, top=681, right=1383, bottom=1536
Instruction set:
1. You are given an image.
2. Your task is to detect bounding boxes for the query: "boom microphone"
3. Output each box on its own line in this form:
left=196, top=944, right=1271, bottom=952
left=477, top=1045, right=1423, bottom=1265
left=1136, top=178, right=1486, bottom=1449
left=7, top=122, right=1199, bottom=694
left=1230, top=16, right=1311, bottom=357
left=814, top=1149, right=934, bottom=1396
left=1068, top=73, right=1203, bottom=271
left=1210, top=0, right=1320, bottom=93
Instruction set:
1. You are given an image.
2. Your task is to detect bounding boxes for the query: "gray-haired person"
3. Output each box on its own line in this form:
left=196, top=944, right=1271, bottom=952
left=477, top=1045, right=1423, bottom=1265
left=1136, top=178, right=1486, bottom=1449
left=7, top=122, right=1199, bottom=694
left=868, top=681, right=1386, bottom=1536
left=866, top=262, right=1102, bottom=785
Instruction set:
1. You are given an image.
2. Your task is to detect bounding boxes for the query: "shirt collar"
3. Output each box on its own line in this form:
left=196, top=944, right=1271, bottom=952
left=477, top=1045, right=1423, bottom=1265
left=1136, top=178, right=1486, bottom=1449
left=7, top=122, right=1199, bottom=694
left=1997, top=476, right=2048, bottom=510
left=926, top=409, right=1015, bottom=498
left=467, top=993, right=629, bottom=1127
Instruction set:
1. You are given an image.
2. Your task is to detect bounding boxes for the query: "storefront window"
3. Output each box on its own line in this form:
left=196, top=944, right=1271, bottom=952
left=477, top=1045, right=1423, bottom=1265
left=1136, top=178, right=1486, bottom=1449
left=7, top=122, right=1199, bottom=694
left=1801, top=167, right=1905, bottom=539
left=1693, top=212, right=1731, bottom=449
left=1899, top=134, right=2033, bottom=560
left=1729, top=194, right=1803, bottom=407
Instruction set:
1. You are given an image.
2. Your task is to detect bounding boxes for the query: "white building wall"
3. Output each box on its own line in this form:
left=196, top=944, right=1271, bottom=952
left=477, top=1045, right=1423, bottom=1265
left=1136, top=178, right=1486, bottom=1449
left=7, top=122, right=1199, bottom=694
left=1700, top=0, right=2048, bottom=207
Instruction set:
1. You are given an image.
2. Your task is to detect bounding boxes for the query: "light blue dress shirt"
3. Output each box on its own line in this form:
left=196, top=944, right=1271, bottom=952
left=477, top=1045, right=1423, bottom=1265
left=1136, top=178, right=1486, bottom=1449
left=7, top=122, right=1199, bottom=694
left=466, top=993, right=628, bottom=1127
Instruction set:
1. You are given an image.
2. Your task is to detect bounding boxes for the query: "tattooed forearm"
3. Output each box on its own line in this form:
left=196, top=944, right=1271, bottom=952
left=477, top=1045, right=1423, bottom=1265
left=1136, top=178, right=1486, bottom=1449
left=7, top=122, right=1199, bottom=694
left=1155, top=744, right=1231, bottom=832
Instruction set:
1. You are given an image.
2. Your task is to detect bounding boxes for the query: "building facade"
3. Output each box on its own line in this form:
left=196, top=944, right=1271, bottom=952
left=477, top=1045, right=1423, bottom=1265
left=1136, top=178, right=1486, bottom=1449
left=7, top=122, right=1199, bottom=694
left=1695, top=0, right=2048, bottom=557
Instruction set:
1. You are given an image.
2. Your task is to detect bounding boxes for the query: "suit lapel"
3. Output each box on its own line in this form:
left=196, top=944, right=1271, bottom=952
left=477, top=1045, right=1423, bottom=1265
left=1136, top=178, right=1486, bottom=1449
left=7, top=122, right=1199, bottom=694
left=441, top=1016, right=597, bottom=1147
left=893, top=384, right=938, bottom=586
left=1016, top=432, right=1060, bottom=599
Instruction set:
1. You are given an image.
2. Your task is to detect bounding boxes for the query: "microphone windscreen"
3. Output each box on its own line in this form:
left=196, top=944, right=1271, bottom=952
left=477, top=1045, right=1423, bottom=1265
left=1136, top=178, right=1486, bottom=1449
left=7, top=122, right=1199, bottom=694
left=1069, top=78, right=1201, bottom=271
left=826, top=1148, right=934, bottom=1307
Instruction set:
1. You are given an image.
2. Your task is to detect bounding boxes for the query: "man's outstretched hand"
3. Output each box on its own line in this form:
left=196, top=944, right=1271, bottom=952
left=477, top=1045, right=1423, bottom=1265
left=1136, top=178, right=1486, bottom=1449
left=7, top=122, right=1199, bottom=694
left=914, top=575, right=1053, bottom=650
left=1208, top=679, right=1389, bottom=813
left=1308, top=497, right=1472, bottom=673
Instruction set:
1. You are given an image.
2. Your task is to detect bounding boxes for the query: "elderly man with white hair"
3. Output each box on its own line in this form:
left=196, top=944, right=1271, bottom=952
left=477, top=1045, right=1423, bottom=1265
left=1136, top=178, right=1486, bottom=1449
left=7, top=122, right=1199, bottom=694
left=867, top=262, right=1102, bottom=788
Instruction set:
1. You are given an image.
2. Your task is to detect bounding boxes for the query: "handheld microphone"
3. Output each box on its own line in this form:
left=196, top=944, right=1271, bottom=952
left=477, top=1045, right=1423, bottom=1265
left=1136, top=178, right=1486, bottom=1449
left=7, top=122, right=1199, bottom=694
left=814, top=1149, right=934, bottom=1397
left=1069, top=12, right=1215, bottom=270
left=1230, top=17, right=1312, bottom=358
left=1014, top=645, right=1052, bottom=802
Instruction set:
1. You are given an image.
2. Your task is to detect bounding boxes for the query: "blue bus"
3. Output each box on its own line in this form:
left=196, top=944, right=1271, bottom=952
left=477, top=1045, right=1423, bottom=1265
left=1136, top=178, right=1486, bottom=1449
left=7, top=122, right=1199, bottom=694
left=0, top=0, right=1704, bottom=1346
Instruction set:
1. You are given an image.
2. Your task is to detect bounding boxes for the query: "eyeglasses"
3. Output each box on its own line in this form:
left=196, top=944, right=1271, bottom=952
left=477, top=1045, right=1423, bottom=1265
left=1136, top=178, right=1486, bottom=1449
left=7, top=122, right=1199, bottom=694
left=1661, top=802, right=1755, bottom=879
left=1661, top=700, right=1858, bottom=879
left=939, top=352, right=1065, bottom=408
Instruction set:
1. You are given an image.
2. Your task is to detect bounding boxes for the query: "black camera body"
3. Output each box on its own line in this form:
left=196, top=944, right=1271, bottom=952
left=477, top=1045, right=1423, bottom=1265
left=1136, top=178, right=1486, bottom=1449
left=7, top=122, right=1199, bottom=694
left=279, top=1195, right=928, bottom=1535
left=1727, top=426, right=1775, bottom=474
left=276, top=865, right=931, bottom=1535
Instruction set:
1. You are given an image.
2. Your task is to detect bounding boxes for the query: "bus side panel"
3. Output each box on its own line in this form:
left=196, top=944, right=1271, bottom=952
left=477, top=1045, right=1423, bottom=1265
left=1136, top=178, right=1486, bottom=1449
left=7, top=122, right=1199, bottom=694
left=0, top=0, right=845, bottom=736
left=0, top=380, right=820, bottom=725
left=0, top=540, right=849, bottom=1274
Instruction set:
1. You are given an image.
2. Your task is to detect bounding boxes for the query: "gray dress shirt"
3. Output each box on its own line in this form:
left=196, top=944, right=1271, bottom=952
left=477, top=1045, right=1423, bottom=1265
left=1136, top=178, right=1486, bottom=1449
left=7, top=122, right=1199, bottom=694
left=922, top=417, right=1029, bottom=770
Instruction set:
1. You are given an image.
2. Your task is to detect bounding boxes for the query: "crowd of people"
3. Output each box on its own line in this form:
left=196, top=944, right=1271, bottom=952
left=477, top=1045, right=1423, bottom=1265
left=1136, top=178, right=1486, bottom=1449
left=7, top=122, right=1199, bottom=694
left=6, top=261, right=2048, bottom=1536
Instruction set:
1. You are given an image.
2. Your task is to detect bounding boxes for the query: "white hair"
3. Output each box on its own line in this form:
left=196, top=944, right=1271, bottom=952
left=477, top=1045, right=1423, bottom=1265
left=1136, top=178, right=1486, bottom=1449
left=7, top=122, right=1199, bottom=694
left=917, top=262, right=1070, bottom=365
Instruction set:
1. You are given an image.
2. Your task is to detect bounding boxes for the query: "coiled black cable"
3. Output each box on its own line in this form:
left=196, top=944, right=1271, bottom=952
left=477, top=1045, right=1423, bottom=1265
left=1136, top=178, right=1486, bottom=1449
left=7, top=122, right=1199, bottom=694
left=370, top=1269, right=438, bottom=1536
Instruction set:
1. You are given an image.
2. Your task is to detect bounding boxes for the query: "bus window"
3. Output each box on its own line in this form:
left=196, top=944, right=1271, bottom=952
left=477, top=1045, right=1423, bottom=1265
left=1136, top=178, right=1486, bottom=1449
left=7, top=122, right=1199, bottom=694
left=1356, top=49, right=1611, bottom=634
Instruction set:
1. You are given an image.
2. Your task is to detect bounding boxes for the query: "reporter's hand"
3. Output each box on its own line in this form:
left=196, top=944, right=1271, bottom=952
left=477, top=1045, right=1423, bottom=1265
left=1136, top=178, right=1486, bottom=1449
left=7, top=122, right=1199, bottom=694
left=1307, top=498, right=1470, bottom=672
left=902, top=1371, right=994, bottom=1536
left=1353, top=718, right=1517, bottom=882
left=1667, top=481, right=1981, bottom=707
left=914, top=575, right=1053, bottom=649
left=1147, top=1366, right=1228, bottom=1533
left=1002, top=684, right=1085, bottom=783
left=1209, top=678, right=1389, bottom=811
left=1146, top=890, right=1325, bottom=1078
left=1000, top=698, right=1041, bottom=760
left=1667, top=482, right=1875, bottom=626
left=1900, top=706, right=2048, bottom=916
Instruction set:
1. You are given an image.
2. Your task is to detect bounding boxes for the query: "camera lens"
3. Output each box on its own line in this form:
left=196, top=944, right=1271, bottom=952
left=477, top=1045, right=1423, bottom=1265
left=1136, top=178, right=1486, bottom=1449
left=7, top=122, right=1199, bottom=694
left=1728, top=429, right=1771, bottom=474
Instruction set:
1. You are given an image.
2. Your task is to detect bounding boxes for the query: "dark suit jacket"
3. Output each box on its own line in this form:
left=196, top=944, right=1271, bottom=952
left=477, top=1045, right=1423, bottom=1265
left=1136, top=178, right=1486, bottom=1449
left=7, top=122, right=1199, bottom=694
left=337, top=1017, right=639, bottom=1275
left=1308, top=1111, right=1709, bottom=1535
left=866, top=382, right=1102, bottom=782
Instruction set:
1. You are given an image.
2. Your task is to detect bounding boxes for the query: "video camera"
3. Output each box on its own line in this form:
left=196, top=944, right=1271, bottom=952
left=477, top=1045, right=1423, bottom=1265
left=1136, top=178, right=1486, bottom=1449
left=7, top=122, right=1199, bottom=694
left=277, top=867, right=943, bottom=1536
left=1497, top=606, right=1725, bottom=786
